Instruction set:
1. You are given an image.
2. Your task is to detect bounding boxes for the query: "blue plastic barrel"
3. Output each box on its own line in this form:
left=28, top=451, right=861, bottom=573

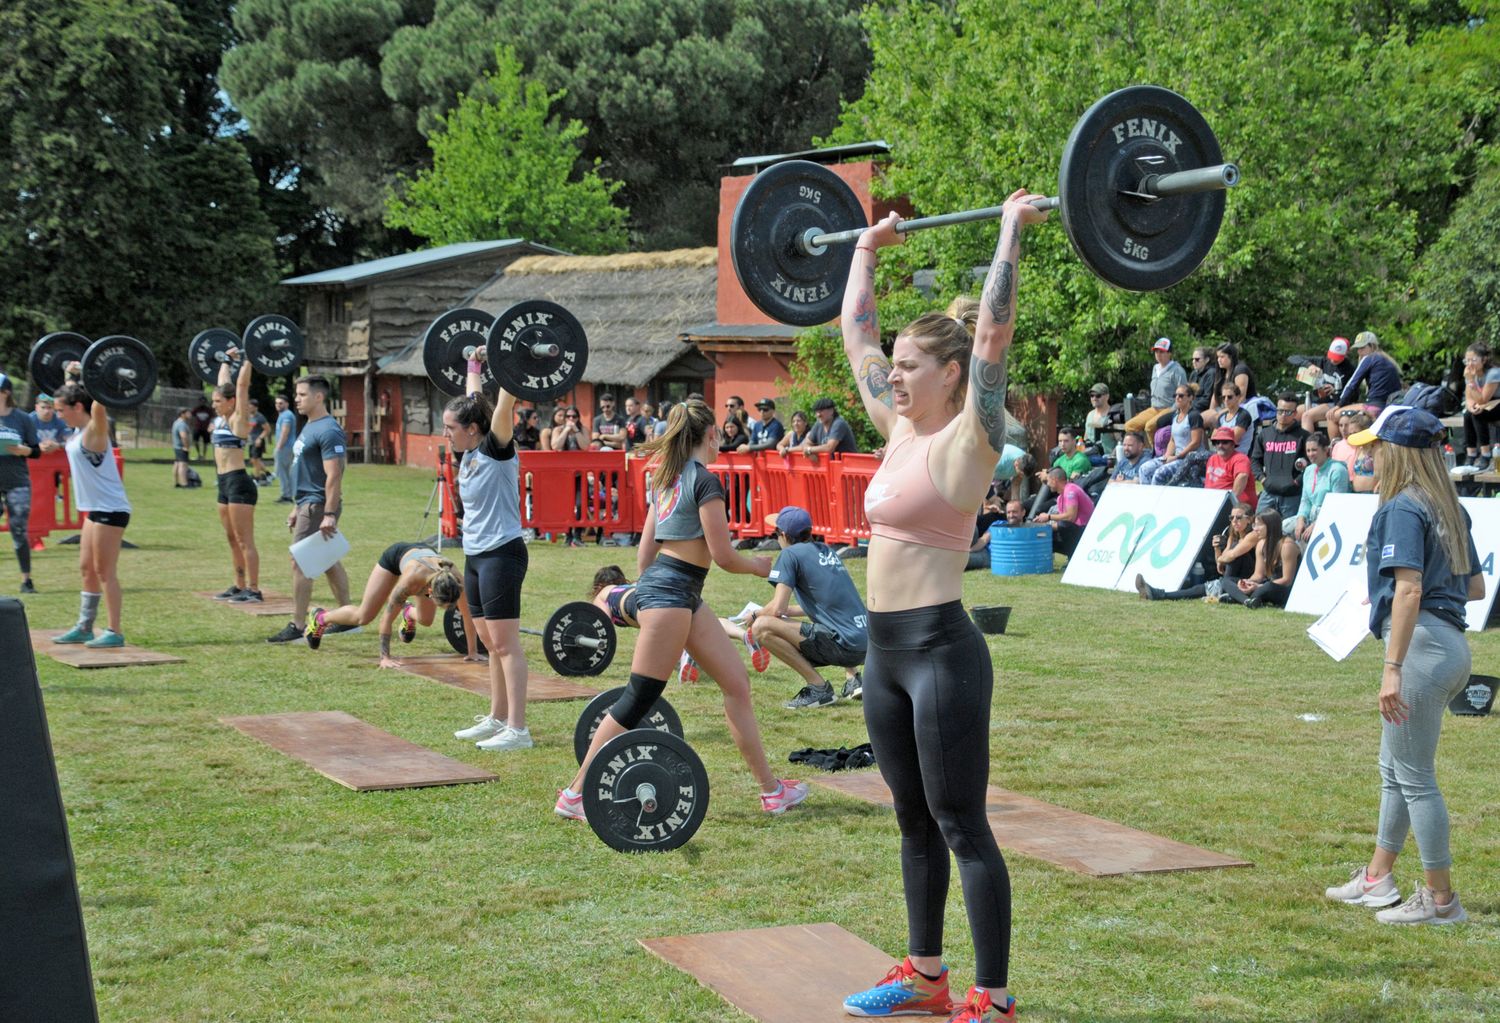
left=989, top=524, right=1053, bottom=576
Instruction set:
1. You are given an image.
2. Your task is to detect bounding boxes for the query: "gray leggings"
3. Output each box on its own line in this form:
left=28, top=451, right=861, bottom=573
left=1376, top=612, right=1471, bottom=870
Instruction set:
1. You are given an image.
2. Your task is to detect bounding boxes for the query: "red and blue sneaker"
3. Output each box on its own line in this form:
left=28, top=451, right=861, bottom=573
left=947, top=986, right=1016, bottom=1022
left=398, top=603, right=417, bottom=644
left=843, top=957, right=952, bottom=1017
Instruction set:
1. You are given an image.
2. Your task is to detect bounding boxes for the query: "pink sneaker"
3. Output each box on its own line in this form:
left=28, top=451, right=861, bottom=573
left=760, top=779, right=809, bottom=815
left=744, top=632, right=770, bottom=672
left=554, top=789, right=585, bottom=821
left=678, top=650, right=699, bottom=684
left=398, top=603, right=417, bottom=643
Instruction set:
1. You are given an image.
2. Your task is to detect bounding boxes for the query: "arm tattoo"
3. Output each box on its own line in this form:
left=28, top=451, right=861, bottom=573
left=984, top=226, right=1020, bottom=325
left=852, top=289, right=877, bottom=332
left=379, top=634, right=392, bottom=658
left=970, top=354, right=1010, bottom=451
left=859, top=354, right=894, bottom=408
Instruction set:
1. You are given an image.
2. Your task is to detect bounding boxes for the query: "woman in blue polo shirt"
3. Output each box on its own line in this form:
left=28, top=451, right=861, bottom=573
left=1323, top=406, right=1483, bottom=925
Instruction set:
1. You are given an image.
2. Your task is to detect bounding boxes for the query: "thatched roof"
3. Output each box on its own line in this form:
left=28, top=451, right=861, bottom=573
left=379, top=247, right=718, bottom=387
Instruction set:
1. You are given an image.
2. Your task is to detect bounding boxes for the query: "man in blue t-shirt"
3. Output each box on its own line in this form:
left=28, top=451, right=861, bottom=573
left=743, top=398, right=785, bottom=452
left=273, top=393, right=297, bottom=503
left=747, top=506, right=869, bottom=709
left=0, top=375, right=40, bottom=593
left=267, top=376, right=351, bottom=643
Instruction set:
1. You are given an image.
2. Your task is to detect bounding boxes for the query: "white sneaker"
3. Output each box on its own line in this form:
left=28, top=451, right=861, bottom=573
left=1376, top=886, right=1467, bottom=925
left=1324, top=866, right=1402, bottom=908
left=454, top=714, right=506, bottom=741
left=476, top=725, right=534, bottom=751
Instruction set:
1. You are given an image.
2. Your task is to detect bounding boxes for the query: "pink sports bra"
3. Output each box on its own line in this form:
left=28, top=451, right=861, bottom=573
left=864, top=431, right=974, bottom=552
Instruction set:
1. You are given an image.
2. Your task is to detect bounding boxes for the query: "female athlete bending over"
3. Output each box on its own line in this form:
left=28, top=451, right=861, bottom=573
left=554, top=400, right=808, bottom=820
left=306, top=542, right=481, bottom=666
left=837, top=193, right=1047, bottom=1023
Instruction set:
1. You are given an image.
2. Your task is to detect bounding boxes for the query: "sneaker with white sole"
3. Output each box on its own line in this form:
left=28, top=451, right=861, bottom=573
left=1324, top=866, right=1402, bottom=908
left=744, top=631, right=770, bottom=672
left=454, top=714, right=506, bottom=741
left=760, top=779, right=809, bottom=815
left=53, top=624, right=94, bottom=644
left=784, top=683, right=836, bottom=709
left=841, top=672, right=864, bottom=701
left=1376, top=886, right=1467, bottom=925
left=476, top=725, right=534, bottom=751
left=842, top=957, right=952, bottom=1017
left=554, top=788, right=585, bottom=821
left=678, top=650, right=699, bottom=684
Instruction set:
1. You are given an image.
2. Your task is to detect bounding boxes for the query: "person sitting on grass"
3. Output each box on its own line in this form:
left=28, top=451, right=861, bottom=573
left=1136, top=501, right=1257, bottom=602
left=1293, top=431, right=1351, bottom=543
left=1217, top=508, right=1300, bottom=608
left=743, top=505, right=869, bottom=709
left=1034, top=467, right=1093, bottom=560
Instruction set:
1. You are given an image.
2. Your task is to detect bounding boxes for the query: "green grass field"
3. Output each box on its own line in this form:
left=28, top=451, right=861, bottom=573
left=22, top=449, right=1499, bottom=1022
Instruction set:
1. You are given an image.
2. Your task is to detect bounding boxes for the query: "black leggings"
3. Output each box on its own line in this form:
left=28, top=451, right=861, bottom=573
left=862, top=601, right=1010, bottom=988
left=1219, top=579, right=1291, bottom=607
left=1463, top=404, right=1500, bottom=450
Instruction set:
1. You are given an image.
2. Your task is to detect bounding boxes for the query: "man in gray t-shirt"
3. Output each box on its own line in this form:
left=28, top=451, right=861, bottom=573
left=803, top=397, right=858, bottom=457
left=747, top=506, right=869, bottom=709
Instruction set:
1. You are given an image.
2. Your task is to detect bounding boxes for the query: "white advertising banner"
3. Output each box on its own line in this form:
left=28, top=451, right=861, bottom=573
left=1285, top=493, right=1499, bottom=631
left=1061, top=485, right=1229, bottom=593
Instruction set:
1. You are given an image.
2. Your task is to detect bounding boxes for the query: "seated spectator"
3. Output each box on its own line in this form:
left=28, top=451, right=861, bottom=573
left=1035, top=466, right=1093, bottom=558
left=550, top=405, right=587, bottom=450
left=1136, top=500, right=1256, bottom=601
left=1334, top=331, right=1402, bottom=413
left=513, top=407, right=541, bottom=450
left=802, top=397, right=857, bottom=457
left=1205, top=426, right=1257, bottom=508
left=745, top=398, right=785, bottom=452
left=1083, top=383, right=1117, bottom=449
left=1138, top=386, right=1207, bottom=486
left=1215, top=382, right=1255, bottom=454
left=1457, top=341, right=1500, bottom=473
left=1293, top=430, right=1351, bottom=542
left=590, top=393, right=628, bottom=451
left=1296, top=336, right=1351, bottom=433
left=1203, top=341, right=1257, bottom=428
left=1046, top=426, right=1091, bottom=479
left=1122, top=336, right=1186, bottom=435
left=1109, top=430, right=1150, bottom=483
left=1251, top=392, right=1308, bottom=519
left=776, top=410, right=810, bottom=454
left=1218, top=509, right=1300, bottom=608
left=1187, top=345, right=1218, bottom=415
left=1331, top=409, right=1377, bottom=492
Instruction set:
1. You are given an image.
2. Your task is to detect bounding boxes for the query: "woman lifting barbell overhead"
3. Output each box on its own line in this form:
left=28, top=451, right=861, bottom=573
left=835, top=194, right=1046, bottom=1023
left=53, top=375, right=133, bottom=649
left=554, top=399, right=809, bottom=822
left=442, top=346, right=535, bottom=752
left=208, top=349, right=262, bottom=603
left=305, top=542, right=482, bottom=667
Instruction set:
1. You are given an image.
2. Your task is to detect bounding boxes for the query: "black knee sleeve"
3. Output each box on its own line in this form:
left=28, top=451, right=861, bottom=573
left=608, top=672, right=668, bottom=730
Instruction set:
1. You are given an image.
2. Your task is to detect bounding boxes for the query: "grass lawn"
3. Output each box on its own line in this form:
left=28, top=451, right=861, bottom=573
left=22, top=448, right=1500, bottom=1022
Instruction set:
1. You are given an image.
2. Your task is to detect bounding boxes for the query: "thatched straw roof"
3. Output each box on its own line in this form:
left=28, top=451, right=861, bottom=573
left=379, top=248, right=718, bottom=387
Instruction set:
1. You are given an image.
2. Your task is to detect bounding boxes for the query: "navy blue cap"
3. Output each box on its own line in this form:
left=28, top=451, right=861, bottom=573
left=766, top=505, right=813, bottom=537
left=1348, top=405, right=1445, bottom=449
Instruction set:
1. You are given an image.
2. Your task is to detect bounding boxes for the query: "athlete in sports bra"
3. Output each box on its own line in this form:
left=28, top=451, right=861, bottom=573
left=208, top=349, right=262, bottom=603
left=305, top=541, right=478, bottom=667
left=835, top=193, right=1047, bottom=1023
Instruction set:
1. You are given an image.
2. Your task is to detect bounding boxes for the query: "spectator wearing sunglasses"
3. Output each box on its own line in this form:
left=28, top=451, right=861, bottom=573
left=1251, top=391, right=1309, bottom=520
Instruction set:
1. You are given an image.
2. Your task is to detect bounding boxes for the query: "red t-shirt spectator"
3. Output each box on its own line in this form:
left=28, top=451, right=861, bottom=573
left=1056, top=481, right=1094, bottom=527
left=1205, top=449, right=1256, bottom=508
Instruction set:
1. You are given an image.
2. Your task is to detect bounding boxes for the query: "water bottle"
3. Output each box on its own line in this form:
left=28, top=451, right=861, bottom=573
left=1444, top=444, right=1457, bottom=470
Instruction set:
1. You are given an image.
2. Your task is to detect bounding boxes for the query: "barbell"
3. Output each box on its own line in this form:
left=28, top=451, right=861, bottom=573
left=731, top=85, right=1240, bottom=326
left=423, top=300, right=589, bottom=403
left=189, top=315, right=305, bottom=385
left=28, top=332, right=159, bottom=408
left=442, top=599, right=618, bottom=677
left=580, top=729, right=709, bottom=853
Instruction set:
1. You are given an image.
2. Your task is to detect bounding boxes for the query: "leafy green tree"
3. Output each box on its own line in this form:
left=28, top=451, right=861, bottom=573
left=385, top=48, right=627, bottom=252
left=1418, top=147, right=1500, bottom=354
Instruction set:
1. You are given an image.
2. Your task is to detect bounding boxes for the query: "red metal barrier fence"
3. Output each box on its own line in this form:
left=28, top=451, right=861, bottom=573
left=0, top=449, right=126, bottom=548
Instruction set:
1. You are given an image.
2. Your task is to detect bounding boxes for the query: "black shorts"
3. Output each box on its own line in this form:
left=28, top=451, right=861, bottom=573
left=248, top=440, right=266, bottom=459
left=634, top=554, right=707, bottom=612
left=799, top=621, right=866, bottom=668
left=173, top=448, right=189, bottom=463
left=87, top=510, right=131, bottom=528
left=377, top=541, right=426, bottom=576
left=464, top=536, right=528, bottom=620
left=216, top=469, right=258, bottom=506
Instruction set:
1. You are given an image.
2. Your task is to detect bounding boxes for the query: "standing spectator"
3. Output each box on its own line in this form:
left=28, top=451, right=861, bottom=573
left=267, top=376, right=351, bottom=644
left=513, top=407, right=541, bottom=450
left=551, top=406, right=586, bottom=450
left=539, top=407, right=566, bottom=451
left=171, top=408, right=193, bottom=487
left=624, top=397, right=652, bottom=451
left=247, top=398, right=270, bottom=483
left=802, top=397, right=857, bottom=456
left=31, top=394, right=72, bottom=452
left=652, top=401, right=673, bottom=438
left=1293, top=431, right=1351, bottom=542
left=1299, top=336, right=1352, bottom=433
left=746, top=398, right=785, bottom=452
left=590, top=393, right=628, bottom=451
left=190, top=400, right=213, bottom=459
left=1204, top=342, right=1257, bottom=428
left=1336, top=331, right=1402, bottom=412
left=1205, top=426, right=1257, bottom=509
left=1456, top=342, right=1499, bottom=473
left=0, top=375, right=40, bottom=593
left=1109, top=430, right=1150, bottom=483
left=1121, top=336, right=1186, bottom=435
left=1139, top=386, right=1206, bottom=485
left=273, top=393, right=297, bottom=504
left=1034, top=466, right=1093, bottom=559
left=776, top=410, right=810, bottom=454
left=1252, top=392, right=1309, bottom=519
left=1083, top=383, right=1115, bottom=449
left=719, top=418, right=747, bottom=452
left=722, top=395, right=749, bottom=432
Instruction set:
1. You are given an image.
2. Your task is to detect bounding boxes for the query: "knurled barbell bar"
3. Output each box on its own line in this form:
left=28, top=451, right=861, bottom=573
left=423, top=300, right=588, bottom=402
left=731, top=84, right=1241, bottom=326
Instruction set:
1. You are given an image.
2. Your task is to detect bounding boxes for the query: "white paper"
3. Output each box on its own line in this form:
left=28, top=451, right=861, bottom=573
left=289, top=529, right=351, bottom=577
left=1307, top=588, right=1370, bottom=661
left=728, top=602, right=763, bottom=626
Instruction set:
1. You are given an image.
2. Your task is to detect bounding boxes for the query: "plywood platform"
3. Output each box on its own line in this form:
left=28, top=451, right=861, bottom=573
left=813, top=771, right=1250, bottom=876
left=196, top=591, right=298, bottom=617
left=640, top=923, right=900, bottom=1023
left=391, top=654, right=598, bottom=701
left=221, top=710, right=495, bottom=791
left=29, top=630, right=185, bottom=669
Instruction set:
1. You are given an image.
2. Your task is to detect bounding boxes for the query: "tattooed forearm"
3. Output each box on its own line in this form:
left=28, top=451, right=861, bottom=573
left=379, top=634, right=392, bottom=659
left=970, top=354, right=1010, bottom=451
left=859, top=354, right=894, bottom=408
left=983, top=223, right=1020, bottom=325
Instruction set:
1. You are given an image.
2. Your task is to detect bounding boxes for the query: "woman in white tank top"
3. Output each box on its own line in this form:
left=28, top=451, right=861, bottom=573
left=54, top=378, right=132, bottom=649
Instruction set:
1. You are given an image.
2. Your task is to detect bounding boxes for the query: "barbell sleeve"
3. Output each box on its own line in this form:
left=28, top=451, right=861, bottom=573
left=799, top=162, right=1239, bottom=253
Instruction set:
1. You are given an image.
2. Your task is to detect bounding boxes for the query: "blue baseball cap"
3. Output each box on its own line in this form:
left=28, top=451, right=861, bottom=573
left=765, top=505, right=813, bottom=537
left=1348, top=405, right=1445, bottom=448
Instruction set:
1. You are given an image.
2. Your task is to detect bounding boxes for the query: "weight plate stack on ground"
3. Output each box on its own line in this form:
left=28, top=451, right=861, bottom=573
left=542, top=601, right=615, bottom=677
left=1056, top=85, right=1227, bottom=291
left=581, top=730, right=709, bottom=852
left=242, top=315, right=305, bottom=377
left=424, top=308, right=498, bottom=398
left=442, top=606, right=488, bottom=657
left=188, top=327, right=243, bottom=385
left=572, top=687, right=684, bottom=764
left=489, top=301, right=588, bottom=402
left=731, top=161, right=867, bottom=327
left=81, top=335, right=158, bottom=408
left=29, top=332, right=90, bottom=397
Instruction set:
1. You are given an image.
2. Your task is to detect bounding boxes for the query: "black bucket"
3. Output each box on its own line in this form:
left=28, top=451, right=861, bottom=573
left=971, top=605, right=1011, bottom=635
left=1449, top=674, right=1497, bottom=717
